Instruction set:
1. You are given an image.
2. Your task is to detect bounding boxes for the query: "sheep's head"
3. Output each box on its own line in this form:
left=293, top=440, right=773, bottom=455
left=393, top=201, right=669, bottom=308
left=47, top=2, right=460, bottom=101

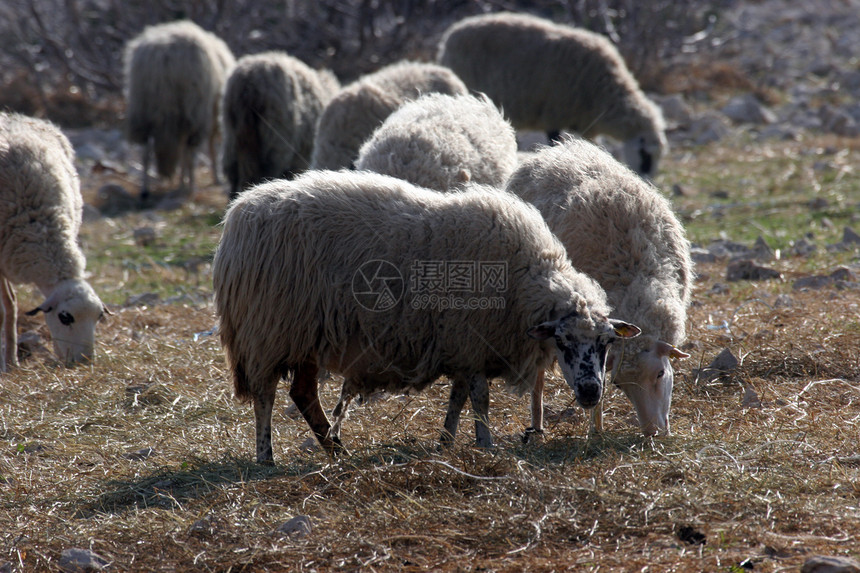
left=609, top=337, right=690, bottom=436
left=528, top=312, right=640, bottom=409
left=27, top=279, right=108, bottom=366
left=622, top=130, right=667, bottom=179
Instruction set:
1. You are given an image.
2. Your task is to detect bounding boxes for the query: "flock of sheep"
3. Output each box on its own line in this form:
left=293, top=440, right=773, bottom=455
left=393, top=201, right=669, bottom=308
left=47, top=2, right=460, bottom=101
left=0, top=12, right=692, bottom=465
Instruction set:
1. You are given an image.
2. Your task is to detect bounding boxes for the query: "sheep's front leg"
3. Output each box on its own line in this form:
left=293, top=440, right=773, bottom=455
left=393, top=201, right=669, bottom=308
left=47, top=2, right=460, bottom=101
left=441, top=377, right=469, bottom=447
left=0, top=277, right=17, bottom=371
left=289, top=360, right=343, bottom=456
left=329, top=383, right=356, bottom=443
left=469, top=374, right=493, bottom=448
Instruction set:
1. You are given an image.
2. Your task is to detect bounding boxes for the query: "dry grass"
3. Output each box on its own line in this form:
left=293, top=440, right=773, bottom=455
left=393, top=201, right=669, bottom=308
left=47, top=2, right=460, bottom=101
left=2, top=132, right=860, bottom=571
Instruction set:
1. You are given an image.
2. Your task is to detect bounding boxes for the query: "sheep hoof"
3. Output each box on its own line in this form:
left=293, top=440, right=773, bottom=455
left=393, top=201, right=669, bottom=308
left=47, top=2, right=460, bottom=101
left=521, top=427, right=544, bottom=444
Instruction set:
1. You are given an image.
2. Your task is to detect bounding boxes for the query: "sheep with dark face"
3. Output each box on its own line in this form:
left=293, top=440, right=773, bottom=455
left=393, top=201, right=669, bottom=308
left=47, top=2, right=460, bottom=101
left=124, top=20, right=235, bottom=199
left=438, top=12, right=667, bottom=177
left=213, top=170, right=639, bottom=463
left=506, top=137, right=692, bottom=437
left=0, top=112, right=107, bottom=370
left=221, top=51, right=340, bottom=199
left=311, top=60, right=468, bottom=171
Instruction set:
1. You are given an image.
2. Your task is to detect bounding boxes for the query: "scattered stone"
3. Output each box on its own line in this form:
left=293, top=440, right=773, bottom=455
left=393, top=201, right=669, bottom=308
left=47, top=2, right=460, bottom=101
left=274, top=515, right=313, bottom=539
left=741, top=383, right=762, bottom=408
left=82, top=203, right=102, bottom=223
left=721, top=94, right=777, bottom=125
left=819, top=105, right=860, bottom=137
left=687, top=111, right=730, bottom=145
left=676, top=525, right=706, bottom=545
left=690, top=247, right=717, bottom=264
left=710, top=189, right=730, bottom=200
left=726, top=260, right=782, bottom=282
left=58, top=548, right=109, bottom=572
left=133, top=226, right=157, bottom=247
left=710, top=283, right=730, bottom=295
left=773, top=294, right=794, bottom=308
left=801, top=555, right=860, bottom=573
left=299, top=436, right=320, bottom=452
left=842, top=226, right=860, bottom=244
left=694, top=348, right=739, bottom=384
left=658, top=94, right=693, bottom=127
left=123, top=447, right=155, bottom=461
left=124, top=292, right=160, bottom=307
left=794, top=267, right=858, bottom=290
left=97, top=183, right=137, bottom=216
left=790, top=238, right=817, bottom=257
left=751, top=236, right=777, bottom=260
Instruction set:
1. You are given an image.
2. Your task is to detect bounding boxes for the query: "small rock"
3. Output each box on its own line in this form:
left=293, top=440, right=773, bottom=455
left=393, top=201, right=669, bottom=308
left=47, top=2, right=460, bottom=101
left=299, top=436, right=320, bottom=452
left=791, top=238, right=817, bottom=257
left=97, top=183, right=137, bottom=216
left=658, top=94, right=693, bottom=126
left=124, top=292, right=160, bottom=307
left=721, top=94, right=777, bottom=125
left=726, top=260, right=782, bottom=282
left=688, top=111, right=730, bottom=145
left=82, top=204, right=102, bottom=223
left=710, top=189, right=730, bottom=200
left=741, top=383, right=762, bottom=408
left=694, top=348, right=739, bottom=383
left=690, top=247, right=717, bottom=264
left=751, top=236, right=776, bottom=260
left=59, top=548, right=109, bottom=572
left=274, top=515, right=313, bottom=539
left=842, top=227, right=860, bottom=244
left=773, top=294, right=794, bottom=308
left=676, top=525, right=706, bottom=545
left=123, top=447, right=155, bottom=461
left=133, top=226, right=157, bottom=247
left=819, top=105, right=860, bottom=137
left=801, top=555, right=860, bottom=573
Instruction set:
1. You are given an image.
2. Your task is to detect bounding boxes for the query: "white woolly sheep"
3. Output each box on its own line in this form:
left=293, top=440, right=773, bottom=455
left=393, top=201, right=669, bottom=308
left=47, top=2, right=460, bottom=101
left=213, top=169, right=639, bottom=463
left=438, top=12, right=667, bottom=177
left=124, top=20, right=235, bottom=199
left=0, top=112, right=108, bottom=370
left=310, top=60, right=468, bottom=171
left=221, top=51, right=340, bottom=199
left=506, top=136, right=692, bottom=437
left=355, top=92, right=518, bottom=191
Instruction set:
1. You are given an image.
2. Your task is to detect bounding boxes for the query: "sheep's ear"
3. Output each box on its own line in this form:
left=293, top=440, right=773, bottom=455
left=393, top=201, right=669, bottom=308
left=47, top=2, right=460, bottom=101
left=609, top=319, right=640, bottom=339
left=25, top=304, right=53, bottom=316
left=527, top=320, right=558, bottom=341
left=656, top=340, right=689, bottom=360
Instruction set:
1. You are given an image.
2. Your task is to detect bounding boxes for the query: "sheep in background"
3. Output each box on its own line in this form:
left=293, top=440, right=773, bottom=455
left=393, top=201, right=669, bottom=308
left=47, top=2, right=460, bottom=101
left=438, top=12, right=667, bottom=178
left=355, top=93, right=518, bottom=191
left=506, top=136, right=691, bottom=438
left=213, top=169, right=639, bottom=463
left=311, top=60, right=468, bottom=171
left=221, top=52, right=340, bottom=199
left=124, top=20, right=235, bottom=199
left=0, top=113, right=108, bottom=370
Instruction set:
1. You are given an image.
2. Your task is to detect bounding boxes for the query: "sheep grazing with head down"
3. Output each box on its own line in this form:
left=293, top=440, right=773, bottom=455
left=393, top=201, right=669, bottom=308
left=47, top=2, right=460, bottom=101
left=311, top=60, right=468, bottom=171
left=355, top=92, right=518, bottom=191
left=124, top=20, right=235, bottom=199
left=213, top=169, right=640, bottom=463
left=438, top=11, right=667, bottom=178
left=221, top=51, right=340, bottom=199
left=506, top=136, right=692, bottom=438
left=0, top=112, right=108, bottom=371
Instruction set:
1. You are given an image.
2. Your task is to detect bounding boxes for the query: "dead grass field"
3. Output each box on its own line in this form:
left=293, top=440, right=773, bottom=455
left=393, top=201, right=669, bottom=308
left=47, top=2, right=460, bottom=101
left=2, top=131, right=860, bottom=572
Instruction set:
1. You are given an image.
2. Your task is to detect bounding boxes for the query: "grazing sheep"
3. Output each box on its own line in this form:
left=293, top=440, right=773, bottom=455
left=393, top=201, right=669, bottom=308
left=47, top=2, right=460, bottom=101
left=505, top=137, right=692, bottom=437
left=0, top=113, right=108, bottom=370
left=438, top=12, right=667, bottom=177
left=124, top=20, right=235, bottom=199
left=213, top=169, right=639, bottom=463
left=355, top=93, right=518, bottom=191
left=310, top=60, right=468, bottom=171
left=221, top=51, right=340, bottom=199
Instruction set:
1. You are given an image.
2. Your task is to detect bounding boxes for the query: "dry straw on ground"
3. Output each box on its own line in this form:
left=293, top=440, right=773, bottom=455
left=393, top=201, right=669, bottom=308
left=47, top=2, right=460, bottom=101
left=2, top=132, right=860, bottom=571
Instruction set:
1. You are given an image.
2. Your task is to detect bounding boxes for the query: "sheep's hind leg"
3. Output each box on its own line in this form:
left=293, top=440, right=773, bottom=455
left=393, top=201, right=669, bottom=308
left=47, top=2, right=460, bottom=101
left=290, top=360, right=344, bottom=456
left=441, top=376, right=469, bottom=447
left=0, top=277, right=16, bottom=371
left=253, top=381, right=277, bottom=465
left=469, top=374, right=493, bottom=448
